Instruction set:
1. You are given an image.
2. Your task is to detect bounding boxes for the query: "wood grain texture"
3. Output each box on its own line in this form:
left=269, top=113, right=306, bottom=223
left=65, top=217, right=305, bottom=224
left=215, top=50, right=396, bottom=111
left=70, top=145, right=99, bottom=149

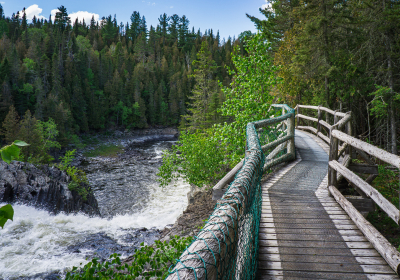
left=329, top=185, right=400, bottom=274
left=329, top=160, right=400, bottom=224
left=332, top=130, right=400, bottom=168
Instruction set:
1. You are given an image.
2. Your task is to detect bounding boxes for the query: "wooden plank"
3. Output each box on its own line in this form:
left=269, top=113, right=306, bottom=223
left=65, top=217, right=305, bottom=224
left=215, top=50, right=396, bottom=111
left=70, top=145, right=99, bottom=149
left=332, top=130, right=400, bottom=168
left=259, top=254, right=386, bottom=265
left=349, top=163, right=379, bottom=175
left=259, top=239, right=373, bottom=249
left=259, top=261, right=392, bottom=274
left=258, top=246, right=380, bottom=257
left=329, top=160, right=400, bottom=224
left=329, top=185, right=400, bottom=274
left=258, top=271, right=397, bottom=280
left=259, top=233, right=367, bottom=242
left=259, top=227, right=362, bottom=236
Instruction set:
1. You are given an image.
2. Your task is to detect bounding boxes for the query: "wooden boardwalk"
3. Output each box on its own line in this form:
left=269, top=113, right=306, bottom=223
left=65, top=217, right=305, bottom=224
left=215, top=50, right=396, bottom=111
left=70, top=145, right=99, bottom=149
left=258, top=130, right=400, bottom=280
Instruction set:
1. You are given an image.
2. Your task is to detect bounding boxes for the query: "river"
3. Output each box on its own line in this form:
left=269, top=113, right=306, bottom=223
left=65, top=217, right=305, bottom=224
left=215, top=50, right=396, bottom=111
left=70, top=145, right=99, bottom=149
left=0, top=134, right=190, bottom=279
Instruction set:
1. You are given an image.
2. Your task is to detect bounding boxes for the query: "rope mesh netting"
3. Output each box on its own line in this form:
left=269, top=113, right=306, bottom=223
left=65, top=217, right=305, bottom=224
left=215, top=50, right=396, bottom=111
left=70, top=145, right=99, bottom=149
left=166, top=105, right=294, bottom=280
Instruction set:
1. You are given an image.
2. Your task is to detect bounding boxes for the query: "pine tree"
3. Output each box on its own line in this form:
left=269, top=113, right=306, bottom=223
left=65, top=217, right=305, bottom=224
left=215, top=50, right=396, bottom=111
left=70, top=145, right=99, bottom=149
left=183, top=41, right=220, bottom=130
left=1, top=105, right=19, bottom=144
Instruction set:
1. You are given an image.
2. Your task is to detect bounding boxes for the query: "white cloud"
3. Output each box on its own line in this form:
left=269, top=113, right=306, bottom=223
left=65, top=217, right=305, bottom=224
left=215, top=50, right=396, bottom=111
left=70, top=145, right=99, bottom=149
left=69, top=11, right=99, bottom=24
left=0, top=2, right=5, bottom=5
left=170, top=6, right=173, bottom=8
left=19, top=4, right=46, bottom=20
left=50, top=8, right=59, bottom=22
left=261, top=1, right=273, bottom=11
left=51, top=9, right=99, bottom=25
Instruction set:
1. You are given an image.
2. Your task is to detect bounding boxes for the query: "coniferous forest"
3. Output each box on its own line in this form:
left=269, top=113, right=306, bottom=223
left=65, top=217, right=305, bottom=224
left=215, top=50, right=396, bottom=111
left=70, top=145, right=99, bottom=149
left=0, top=5, right=241, bottom=146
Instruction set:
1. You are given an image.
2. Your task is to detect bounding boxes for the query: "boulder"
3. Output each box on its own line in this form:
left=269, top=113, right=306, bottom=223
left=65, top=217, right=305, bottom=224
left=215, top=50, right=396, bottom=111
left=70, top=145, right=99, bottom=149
left=0, top=161, right=100, bottom=216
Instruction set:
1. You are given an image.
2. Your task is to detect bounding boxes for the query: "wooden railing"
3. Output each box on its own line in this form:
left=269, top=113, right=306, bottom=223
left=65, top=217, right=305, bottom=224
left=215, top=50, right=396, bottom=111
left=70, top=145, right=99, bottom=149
left=213, top=104, right=295, bottom=200
left=296, top=104, right=400, bottom=274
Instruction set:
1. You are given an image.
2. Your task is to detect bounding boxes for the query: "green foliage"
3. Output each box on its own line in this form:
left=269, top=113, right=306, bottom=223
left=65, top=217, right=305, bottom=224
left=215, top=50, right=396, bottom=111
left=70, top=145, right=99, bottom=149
left=369, top=86, right=400, bottom=119
left=65, top=235, right=193, bottom=280
left=366, top=165, right=400, bottom=250
left=159, top=33, right=277, bottom=187
left=0, top=6, right=237, bottom=136
left=373, top=165, right=399, bottom=207
left=158, top=128, right=227, bottom=187
left=58, top=149, right=89, bottom=200
left=0, top=140, right=29, bottom=163
left=0, top=204, right=13, bottom=229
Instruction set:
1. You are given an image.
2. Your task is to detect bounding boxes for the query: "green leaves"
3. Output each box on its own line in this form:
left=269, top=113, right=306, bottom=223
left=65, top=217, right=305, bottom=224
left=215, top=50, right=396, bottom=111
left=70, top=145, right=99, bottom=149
left=64, top=235, right=193, bottom=279
left=13, top=140, right=30, bottom=147
left=0, top=204, right=14, bottom=228
left=0, top=140, right=29, bottom=164
left=159, top=33, right=277, bottom=188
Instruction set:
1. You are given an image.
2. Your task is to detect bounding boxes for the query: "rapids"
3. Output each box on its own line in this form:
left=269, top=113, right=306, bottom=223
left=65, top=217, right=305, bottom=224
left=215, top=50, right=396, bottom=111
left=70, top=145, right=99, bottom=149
left=0, top=135, right=190, bottom=279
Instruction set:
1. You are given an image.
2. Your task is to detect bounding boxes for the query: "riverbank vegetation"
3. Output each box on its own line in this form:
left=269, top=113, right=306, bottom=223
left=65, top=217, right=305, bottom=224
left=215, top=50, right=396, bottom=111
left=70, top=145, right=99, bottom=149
left=0, top=4, right=239, bottom=148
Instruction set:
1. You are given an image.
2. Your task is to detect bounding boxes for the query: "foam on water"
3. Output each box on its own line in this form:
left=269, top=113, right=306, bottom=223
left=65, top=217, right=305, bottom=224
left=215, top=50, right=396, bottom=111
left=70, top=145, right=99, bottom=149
left=0, top=140, right=190, bottom=279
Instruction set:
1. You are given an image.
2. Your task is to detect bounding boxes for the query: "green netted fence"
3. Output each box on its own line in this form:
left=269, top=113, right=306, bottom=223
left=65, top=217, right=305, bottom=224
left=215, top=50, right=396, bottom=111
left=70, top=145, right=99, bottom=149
left=166, top=104, right=295, bottom=280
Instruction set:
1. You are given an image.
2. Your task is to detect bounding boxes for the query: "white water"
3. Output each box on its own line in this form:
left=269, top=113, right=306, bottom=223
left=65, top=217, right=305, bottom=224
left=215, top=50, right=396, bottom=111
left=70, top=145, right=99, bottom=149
left=0, top=141, right=190, bottom=279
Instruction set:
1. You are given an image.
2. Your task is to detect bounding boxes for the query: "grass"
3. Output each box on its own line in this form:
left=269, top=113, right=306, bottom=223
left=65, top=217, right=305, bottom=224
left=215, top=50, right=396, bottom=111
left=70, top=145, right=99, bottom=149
left=83, top=144, right=124, bottom=157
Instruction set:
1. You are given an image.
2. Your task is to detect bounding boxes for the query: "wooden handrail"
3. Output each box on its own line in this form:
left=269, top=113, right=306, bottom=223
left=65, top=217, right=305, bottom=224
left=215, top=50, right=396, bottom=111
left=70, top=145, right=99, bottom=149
left=213, top=105, right=295, bottom=200
left=295, top=104, right=347, bottom=117
left=329, top=185, right=400, bottom=274
left=332, top=130, right=400, bottom=168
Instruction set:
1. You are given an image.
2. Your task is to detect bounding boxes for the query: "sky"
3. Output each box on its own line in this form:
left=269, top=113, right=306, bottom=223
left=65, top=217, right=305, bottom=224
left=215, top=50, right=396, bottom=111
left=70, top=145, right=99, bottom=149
left=2, top=0, right=270, bottom=41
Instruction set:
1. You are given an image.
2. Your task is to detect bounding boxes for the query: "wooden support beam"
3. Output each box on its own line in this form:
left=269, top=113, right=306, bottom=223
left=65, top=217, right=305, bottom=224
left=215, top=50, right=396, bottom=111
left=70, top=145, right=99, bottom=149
left=348, top=163, right=379, bottom=175
left=329, top=185, right=400, bottom=274
left=297, top=114, right=318, bottom=123
left=212, top=159, right=244, bottom=200
left=329, top=160, right=400, bottom=224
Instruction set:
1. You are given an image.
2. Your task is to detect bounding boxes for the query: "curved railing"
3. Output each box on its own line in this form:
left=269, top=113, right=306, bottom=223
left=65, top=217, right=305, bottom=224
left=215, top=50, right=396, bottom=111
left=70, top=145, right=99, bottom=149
left=295, top=104, right=400, bottom=274
left=166, top=104, right=295, bottom=280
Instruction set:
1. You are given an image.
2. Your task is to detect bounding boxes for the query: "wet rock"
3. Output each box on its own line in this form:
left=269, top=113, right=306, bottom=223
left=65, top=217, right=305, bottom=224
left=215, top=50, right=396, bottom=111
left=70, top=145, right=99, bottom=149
left=0, top=161, right=100, bottom=216
left=67, top=229, right=161, bottom=261
left=160, top=189, right=216, bottom=240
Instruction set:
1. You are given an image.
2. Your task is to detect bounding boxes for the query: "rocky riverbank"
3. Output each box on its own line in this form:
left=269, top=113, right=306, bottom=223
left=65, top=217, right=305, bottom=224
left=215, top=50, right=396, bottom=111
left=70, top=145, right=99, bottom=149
left=0, top=161, right=100, bottom=216
left=160, top=187, right=216, bottom=240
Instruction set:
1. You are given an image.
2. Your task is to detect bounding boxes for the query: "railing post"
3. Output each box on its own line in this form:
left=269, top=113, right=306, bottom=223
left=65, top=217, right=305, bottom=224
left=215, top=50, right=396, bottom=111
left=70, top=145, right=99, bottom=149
left=282, top=107, right=286, bottom=131
left=328, top=132, right=339, bottom=194
left=296, top=105, right=300, bottom=128
left=328, top=110, right=339, bottom=196
left=287, top=111, right=295, bottom=159
left=317, top=105, right=321, bottom=135
left=346, top=112, right=352, bottom=159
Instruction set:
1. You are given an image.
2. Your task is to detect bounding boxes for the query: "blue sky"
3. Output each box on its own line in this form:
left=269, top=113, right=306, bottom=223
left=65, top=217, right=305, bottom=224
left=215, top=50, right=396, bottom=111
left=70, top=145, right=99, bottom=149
left=2, top=0, right=270, bottom=40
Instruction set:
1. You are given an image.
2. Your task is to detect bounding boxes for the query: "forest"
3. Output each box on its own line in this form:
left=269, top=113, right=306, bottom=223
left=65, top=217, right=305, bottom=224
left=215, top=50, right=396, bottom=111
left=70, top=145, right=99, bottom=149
left=0, top=4, right=241, bottom=149
left=0, top=1, right=399, bottom=174
left=247, top=0, right=400, bottom=155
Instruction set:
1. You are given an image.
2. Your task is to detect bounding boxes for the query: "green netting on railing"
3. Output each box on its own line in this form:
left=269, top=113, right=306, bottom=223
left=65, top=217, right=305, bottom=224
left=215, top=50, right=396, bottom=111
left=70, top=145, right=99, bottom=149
left=165, top=105, right=294, bottom=280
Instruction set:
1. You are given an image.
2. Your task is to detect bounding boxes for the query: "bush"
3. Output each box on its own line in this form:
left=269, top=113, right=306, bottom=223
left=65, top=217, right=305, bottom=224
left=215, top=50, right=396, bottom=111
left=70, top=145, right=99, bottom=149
left=65, top=235, right=193, bottom=280
left=57, top=149, right=89, bottom=201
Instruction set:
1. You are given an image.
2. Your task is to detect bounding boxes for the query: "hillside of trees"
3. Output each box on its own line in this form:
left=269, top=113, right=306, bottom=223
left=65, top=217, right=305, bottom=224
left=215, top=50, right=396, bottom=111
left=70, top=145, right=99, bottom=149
left=0, top=5, right=244, bottom=145
left=247, top=0, right=400, bottom=155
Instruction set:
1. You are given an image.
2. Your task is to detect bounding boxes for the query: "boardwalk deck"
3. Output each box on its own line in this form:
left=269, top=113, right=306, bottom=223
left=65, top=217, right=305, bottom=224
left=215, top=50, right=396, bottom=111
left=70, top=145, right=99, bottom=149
left=258, top=130, right=399, bottom=280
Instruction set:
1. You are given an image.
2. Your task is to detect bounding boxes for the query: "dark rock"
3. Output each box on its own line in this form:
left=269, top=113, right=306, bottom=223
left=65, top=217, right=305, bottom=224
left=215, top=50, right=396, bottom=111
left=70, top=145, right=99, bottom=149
left=67, top=229, right=161, bottom=261
left=160, top=189, right=216, bottom=240
left=0, top=161, right=100, bottom=216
